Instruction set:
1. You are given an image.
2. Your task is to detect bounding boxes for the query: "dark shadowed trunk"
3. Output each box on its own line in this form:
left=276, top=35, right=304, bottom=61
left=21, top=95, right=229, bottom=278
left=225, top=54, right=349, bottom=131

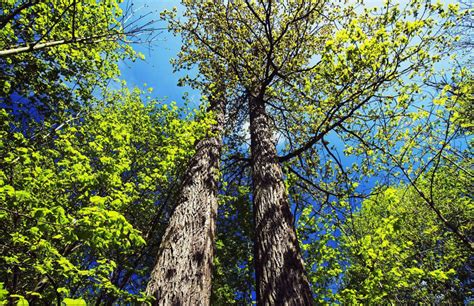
left=145, top=97, right=225, bottom=305
left=249, top=94, right=313, bottom=305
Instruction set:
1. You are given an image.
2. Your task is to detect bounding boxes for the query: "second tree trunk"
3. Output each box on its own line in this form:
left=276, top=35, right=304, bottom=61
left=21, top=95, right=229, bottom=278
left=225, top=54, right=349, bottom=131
left=249, top=94, right=313, bottom=305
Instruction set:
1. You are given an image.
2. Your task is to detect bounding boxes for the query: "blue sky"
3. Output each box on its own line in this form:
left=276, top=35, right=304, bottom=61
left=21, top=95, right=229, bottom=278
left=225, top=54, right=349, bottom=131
left=119, top=0, right=203, bottom=106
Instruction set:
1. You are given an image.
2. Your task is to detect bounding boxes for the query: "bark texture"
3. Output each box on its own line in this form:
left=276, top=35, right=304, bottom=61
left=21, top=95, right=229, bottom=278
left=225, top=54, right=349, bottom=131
left=249, top=94, right=314, bottom=306
left=145, top=98, right=225, bottom=305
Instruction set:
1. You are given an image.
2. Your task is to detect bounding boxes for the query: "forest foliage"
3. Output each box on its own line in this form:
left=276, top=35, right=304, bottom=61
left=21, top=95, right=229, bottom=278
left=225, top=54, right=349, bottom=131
left=0, top=0, right=472, bottom=305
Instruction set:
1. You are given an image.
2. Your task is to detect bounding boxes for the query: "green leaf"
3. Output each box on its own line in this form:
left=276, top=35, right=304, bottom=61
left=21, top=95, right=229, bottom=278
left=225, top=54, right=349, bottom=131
left=62, top=298, right=87, bottom=306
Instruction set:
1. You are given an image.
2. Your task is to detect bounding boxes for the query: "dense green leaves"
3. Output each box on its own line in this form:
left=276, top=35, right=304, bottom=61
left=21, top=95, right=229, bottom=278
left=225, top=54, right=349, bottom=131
left=295, top=160, right=473, bottom=304
left=0, top=87, right=211, bottom=303
left=340, top=162, right=473, bottom=303
left=0, top=0, right=143, bottom=134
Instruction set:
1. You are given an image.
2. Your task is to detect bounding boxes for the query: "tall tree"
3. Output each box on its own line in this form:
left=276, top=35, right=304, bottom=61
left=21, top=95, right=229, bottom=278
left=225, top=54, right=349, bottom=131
left=144, top=2, right=242, bottom=303
left=249, top=93, right=313, bottom=304
left=145, top=92, right=225, bottom=304
left=163, top=0, right=465, bottom=303
left=161, top=1, right=338, bottom=302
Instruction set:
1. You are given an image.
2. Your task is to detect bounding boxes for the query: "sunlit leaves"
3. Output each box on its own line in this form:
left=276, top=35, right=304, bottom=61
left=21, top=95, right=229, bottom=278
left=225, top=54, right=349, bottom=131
left=0, top=87, right=209, bottom=303
left=339, top=165, right=473, bottom=303
left=0, top=0, right=135, bottom=134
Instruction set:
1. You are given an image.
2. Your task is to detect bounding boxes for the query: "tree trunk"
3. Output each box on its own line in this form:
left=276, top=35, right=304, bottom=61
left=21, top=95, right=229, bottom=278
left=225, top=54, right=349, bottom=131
left=249, top=94, right=313, bottom=306
left=145, top=97, right=225, bottom=305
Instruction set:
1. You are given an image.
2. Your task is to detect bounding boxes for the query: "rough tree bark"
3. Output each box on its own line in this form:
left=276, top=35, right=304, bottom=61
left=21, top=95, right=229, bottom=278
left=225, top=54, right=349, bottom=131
left=249, top=94, right=314, bottom=306
left=145, top=97, right=225, bottom=305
